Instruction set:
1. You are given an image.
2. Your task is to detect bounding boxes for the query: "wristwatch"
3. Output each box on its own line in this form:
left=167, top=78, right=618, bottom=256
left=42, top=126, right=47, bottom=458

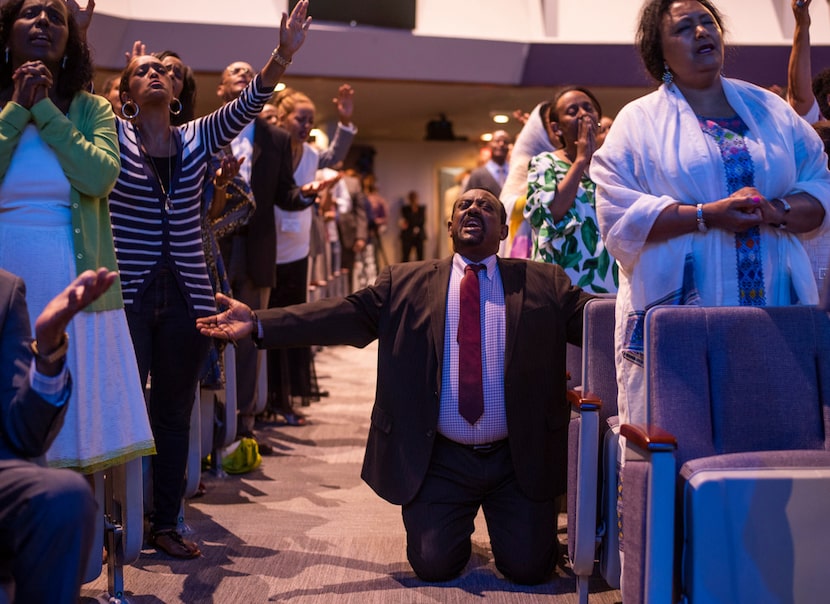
left=772, top=197, right=791, bottom=230
left=774, top=197, right=792, bottom=214
left=30, top=332, right=69, bottom=364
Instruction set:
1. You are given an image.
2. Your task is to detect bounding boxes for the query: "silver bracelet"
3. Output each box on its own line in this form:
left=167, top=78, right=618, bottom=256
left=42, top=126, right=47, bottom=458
left=270, top=48, right=292, bottom=68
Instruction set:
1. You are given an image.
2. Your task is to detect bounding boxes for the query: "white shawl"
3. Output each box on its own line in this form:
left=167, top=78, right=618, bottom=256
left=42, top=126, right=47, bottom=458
left=499, top=102, right=556, bottom=256
left=591, top=77, right=830, bottom=425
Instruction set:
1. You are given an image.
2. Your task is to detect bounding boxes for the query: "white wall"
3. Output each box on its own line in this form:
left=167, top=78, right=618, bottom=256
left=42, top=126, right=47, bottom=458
left=369, top=140, right=480, bottom=262
left=95, top=0, right=830, bottom=46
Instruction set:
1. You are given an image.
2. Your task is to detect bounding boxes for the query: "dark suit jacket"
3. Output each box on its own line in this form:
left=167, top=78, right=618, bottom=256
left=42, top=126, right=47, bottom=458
left=232, top=119, right=357, bottom=288
left=400, top=204, right=426, bottom=243
left=464, top=166, right=503, bottom=198
left=0, top=269, right=67, bottom=463
left=231, top=118, right=308, bottom=288
left=256, top=257, right=591, bottom=505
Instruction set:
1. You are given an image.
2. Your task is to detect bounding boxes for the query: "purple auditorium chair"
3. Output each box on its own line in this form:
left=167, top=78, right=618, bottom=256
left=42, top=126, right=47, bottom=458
left=621, top=305, right=830, bottom=603
left=566, top=296, right=621, bottom=603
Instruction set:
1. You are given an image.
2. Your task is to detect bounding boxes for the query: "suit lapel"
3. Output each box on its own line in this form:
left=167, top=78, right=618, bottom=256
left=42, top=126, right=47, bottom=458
left=251, top=119, right=264, bottom=167
left=498, top=258, right=525, bottom=368
left=428, top=259, right=452, bottom=386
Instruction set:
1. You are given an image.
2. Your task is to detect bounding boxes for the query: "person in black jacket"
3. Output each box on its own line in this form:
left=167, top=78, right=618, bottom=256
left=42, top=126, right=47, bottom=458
left=0, top=267, right=115, bottom=603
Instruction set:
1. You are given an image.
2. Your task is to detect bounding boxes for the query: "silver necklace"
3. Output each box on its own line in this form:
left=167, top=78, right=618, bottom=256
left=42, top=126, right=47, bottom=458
left=136, top=126, right=175, bottom=214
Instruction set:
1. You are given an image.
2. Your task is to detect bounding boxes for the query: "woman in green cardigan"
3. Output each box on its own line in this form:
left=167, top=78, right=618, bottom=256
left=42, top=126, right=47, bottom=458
left=0, top=0, right=154, bottom=473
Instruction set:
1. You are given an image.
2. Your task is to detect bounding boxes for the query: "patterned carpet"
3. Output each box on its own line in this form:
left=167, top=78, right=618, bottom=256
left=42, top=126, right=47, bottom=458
left=80, top=342, right=621, bottom=604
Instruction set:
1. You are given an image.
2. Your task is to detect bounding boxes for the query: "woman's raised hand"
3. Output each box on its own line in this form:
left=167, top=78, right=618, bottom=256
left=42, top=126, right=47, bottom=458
left=333, top=83, right=354, bottom=125
left=66, top=0, right=95, bottom=39
left=278, top=0, right=312, bottom=61
left=124, top=40, right=147, bottom=65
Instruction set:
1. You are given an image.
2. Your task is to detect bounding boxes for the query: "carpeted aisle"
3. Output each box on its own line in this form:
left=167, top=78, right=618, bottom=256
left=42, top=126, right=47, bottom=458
left=81, top=342, right=621, bottom=603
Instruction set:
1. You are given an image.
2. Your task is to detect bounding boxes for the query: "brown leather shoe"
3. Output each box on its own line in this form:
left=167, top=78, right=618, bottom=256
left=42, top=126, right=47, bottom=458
left=150, top=530, right=201, bottom=559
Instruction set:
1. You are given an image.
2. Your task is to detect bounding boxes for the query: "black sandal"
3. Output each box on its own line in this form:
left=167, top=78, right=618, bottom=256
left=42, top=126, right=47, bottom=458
left=150, top=529, right=201, bottom=559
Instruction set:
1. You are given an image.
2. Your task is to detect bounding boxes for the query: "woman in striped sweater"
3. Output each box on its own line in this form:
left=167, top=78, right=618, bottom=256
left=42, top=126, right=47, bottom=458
left=108, top=0, right=314, bottom=559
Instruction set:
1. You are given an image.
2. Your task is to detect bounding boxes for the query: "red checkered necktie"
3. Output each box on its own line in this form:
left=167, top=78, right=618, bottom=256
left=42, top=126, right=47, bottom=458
left=457, top=263, right=486, bottom=424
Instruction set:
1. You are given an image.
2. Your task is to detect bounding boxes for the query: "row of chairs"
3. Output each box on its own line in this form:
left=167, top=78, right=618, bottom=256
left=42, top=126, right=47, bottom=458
left=567, top=298, right=830, bottom=603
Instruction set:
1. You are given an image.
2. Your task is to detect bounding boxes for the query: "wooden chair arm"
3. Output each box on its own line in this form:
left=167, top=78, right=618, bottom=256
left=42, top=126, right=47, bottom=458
left=567, top=388, right=602, bottom=412
left=620, top=423, right=677, bottom=452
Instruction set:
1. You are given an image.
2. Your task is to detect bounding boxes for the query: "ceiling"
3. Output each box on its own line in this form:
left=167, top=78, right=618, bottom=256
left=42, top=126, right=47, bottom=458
left=96, top=69, right=650, bottom=144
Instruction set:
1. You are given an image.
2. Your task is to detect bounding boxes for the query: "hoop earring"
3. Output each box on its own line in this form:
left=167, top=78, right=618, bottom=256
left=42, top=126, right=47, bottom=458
left=169, top=97, right=182, bottom=116
left=662, top=62, right=674, bottom=87
left=121, top=99, right=140, bottom=120
left=61, top=55, right=67, bottom=70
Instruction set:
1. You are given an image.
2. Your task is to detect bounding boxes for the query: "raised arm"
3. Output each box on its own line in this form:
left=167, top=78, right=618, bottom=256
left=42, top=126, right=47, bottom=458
left=259, top=0, right=312, bottom=90
left=787, top=0, right=817, bottom=118
left=333, top=83, right=354, bottom=128
left=318, top=84, right=357, bottom=168
left=66, top=0, right=95, bottom=42
left=191, top=0, right=313, bottom=156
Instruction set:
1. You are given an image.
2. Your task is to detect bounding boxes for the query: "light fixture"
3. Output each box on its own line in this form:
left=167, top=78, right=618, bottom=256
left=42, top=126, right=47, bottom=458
left=489, top=110, right=511, bottom=125
left=480, top=132, right=494, bottom=142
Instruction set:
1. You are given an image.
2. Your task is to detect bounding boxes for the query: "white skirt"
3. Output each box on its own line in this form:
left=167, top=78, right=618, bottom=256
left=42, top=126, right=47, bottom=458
left=0, top=219, right=155, bottom=473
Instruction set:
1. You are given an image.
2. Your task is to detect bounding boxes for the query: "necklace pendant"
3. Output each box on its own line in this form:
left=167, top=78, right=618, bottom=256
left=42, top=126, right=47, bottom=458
left=164, top=196, right=173, bottom=213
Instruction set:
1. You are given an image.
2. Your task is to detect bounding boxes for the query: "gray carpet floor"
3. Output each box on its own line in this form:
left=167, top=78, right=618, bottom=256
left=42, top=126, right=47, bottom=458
left=81, top=342, right=621, bottom=603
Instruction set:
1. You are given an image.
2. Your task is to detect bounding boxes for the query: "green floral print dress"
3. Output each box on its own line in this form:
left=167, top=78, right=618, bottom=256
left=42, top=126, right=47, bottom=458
left=525, top=152, right=618, bottom=293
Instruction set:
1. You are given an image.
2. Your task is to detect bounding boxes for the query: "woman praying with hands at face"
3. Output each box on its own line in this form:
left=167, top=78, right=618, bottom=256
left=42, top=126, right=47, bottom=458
left=525, top=86, right=618, bottom=294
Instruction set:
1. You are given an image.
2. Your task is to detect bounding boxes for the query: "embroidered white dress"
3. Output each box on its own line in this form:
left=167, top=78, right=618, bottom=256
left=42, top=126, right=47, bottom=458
left=0, top=125, right=154, bottom=473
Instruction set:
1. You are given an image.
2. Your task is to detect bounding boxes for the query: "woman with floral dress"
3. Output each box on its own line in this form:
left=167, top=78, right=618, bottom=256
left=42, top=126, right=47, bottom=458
left=525, top=86, right=618, bottom=294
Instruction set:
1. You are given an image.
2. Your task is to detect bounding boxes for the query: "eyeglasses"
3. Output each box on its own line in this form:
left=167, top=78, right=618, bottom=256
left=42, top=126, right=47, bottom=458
left=227, top=66, right=254, bottom=78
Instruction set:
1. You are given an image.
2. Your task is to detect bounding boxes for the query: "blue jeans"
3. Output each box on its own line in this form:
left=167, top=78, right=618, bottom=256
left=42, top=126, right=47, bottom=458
left=126, top=268, right=210, bottom=531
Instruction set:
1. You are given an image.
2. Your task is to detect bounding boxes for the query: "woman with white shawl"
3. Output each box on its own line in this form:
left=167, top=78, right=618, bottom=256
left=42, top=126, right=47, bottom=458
left=592, top=0, right=830, bottom=431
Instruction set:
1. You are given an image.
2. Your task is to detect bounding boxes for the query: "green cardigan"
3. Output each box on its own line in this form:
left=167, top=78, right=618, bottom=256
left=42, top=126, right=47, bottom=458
left=0, top=92, right=122, bottom=311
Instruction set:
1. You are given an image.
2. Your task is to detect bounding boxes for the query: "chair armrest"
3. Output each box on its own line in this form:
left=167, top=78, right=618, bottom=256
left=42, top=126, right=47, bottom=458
left=621, top=423, right=677, bottom=604
left=568, top=388, right=602, bottom=412
left=621, top=423, right=677, bottom=452
left=568, top=388, right=603, bottom=577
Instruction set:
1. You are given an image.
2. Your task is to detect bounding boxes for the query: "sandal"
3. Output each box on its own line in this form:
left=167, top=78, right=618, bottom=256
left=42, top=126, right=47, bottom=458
left=281, top=412, right=309, bottom=427
left=150, top=529, right=201, bottom=559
